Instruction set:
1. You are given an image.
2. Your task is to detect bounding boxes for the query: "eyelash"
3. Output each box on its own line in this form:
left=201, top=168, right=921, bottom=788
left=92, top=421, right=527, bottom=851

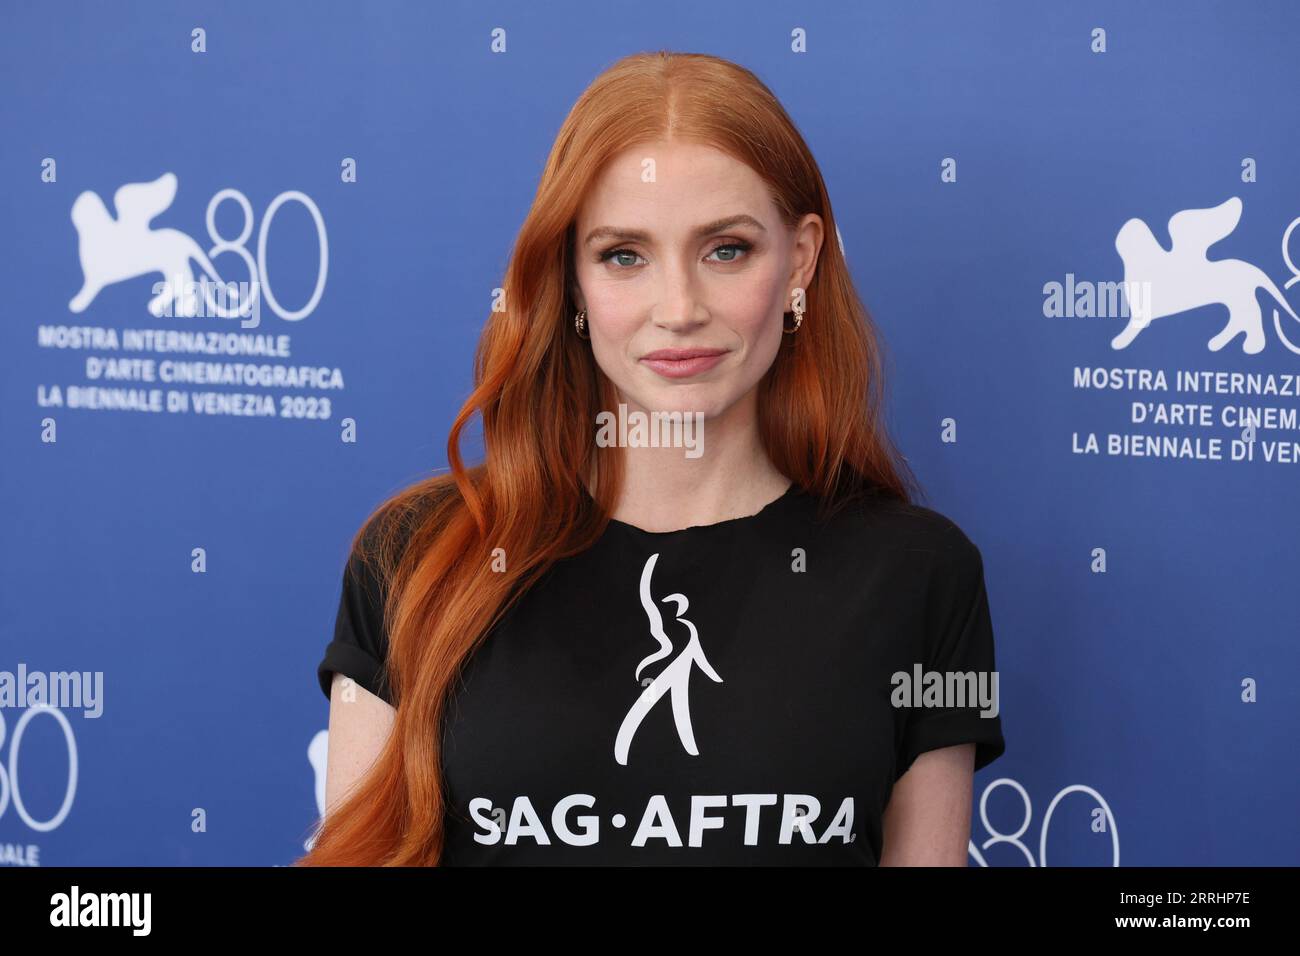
left=598, top=240, right=753, bottom=268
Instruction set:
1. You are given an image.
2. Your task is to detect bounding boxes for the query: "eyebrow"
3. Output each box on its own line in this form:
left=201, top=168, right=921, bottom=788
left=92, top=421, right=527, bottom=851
left=583, top=214, right=767, bottom=247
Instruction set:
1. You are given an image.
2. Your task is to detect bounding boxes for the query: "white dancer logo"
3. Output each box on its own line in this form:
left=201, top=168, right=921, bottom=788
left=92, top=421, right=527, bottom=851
left=1111, top=196, right=1300, bottom=354
left=614, top=553, right=723, bottom=766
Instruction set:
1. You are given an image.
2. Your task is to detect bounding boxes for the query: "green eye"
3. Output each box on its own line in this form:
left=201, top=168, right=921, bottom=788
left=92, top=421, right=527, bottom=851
left=600, top=248, right=643, bottom=267
left=708, top=242, right=752, bottom=262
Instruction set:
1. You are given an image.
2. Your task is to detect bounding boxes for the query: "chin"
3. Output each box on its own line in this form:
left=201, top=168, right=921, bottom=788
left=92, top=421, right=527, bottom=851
left=624, top=382, right=730, bottom=418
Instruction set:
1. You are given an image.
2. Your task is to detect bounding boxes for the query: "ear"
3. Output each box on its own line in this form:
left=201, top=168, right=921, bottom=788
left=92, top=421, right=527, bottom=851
left=786, top=213, right=825, bottom=302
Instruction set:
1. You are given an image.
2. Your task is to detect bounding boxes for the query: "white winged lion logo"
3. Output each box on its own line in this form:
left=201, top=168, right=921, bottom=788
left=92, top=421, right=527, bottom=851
left=1112, top=196, right=1300, bottom=354
left=68, top=171, right=226, bottom=318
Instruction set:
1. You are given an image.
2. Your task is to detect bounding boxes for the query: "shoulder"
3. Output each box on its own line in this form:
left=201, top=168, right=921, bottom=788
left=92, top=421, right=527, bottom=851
left=336, top=477, right=463, bottom=624
left=349, top=475, right=461, bottom=569
left=813, top=488, right=984, bottom=569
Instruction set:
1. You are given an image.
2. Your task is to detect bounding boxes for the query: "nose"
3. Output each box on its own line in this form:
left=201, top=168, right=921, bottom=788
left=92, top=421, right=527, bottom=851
left=651, top=255, right=709, bottom=333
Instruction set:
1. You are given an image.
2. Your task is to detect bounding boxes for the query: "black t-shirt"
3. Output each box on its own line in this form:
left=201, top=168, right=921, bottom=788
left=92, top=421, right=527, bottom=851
left=317, top=482, right=1006, bottom=865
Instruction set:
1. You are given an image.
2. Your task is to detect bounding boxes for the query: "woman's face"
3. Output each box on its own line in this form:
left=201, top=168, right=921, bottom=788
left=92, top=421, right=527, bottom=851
left=572, top=139, right=822, bottom=422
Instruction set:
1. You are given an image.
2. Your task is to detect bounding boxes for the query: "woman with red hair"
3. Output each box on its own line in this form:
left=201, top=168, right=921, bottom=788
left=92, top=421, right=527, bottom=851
left=302, top=50, right=1004, bottom=867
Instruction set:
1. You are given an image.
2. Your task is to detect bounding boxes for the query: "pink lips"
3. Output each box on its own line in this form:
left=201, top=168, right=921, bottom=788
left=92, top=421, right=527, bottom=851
left=639, top=347, right=729, bottom=379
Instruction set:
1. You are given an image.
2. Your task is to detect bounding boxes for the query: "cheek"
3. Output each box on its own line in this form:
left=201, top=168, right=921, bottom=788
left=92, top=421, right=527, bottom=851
left=578, top=280, right=640, bottom=386
left=731, top=284, right=780, bottom=334
left=725, top=266, right=785, bottom=341
left=577, top=269, right=642, bottom=341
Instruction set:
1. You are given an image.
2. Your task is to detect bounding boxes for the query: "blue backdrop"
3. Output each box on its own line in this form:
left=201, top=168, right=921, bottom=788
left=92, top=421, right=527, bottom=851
left=1, top=0, right=1296, bottom=866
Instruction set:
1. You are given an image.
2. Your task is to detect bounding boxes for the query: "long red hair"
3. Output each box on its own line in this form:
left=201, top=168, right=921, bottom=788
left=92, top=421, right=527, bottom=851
left=295, top=50, right=919, bottom=866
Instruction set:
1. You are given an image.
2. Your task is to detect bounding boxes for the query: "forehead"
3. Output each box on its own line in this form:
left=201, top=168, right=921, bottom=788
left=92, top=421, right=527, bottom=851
left=577, top=139, right=775, bottom=231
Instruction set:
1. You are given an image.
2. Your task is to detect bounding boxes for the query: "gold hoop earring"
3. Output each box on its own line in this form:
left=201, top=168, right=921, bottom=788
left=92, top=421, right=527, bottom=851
left=574, top=309, right=590, bottom=339
left=783, top=301, right=804, bottom=334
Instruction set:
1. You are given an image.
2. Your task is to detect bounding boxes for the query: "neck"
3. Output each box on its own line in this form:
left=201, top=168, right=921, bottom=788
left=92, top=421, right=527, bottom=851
left=603, top=389, right=791, bottom=532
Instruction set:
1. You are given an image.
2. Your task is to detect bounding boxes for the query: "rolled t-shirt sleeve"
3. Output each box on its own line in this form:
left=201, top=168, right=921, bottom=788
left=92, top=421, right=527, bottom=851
left=895, top=521, right=1006, bottom=780
left=317, top=530, right=395, bottom=707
